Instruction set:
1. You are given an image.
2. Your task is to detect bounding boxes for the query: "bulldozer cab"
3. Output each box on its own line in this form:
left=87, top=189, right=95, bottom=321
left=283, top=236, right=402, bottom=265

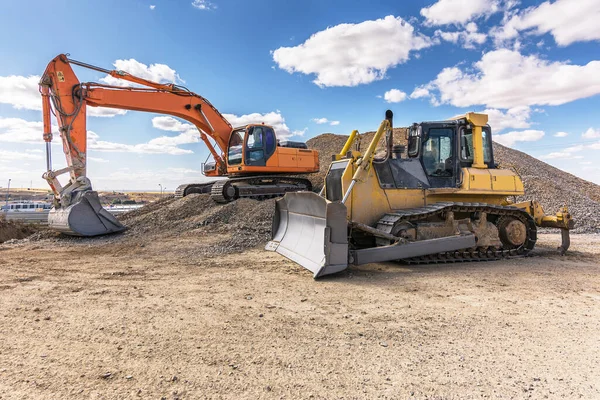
left=396, top=120, right=496, bottom=189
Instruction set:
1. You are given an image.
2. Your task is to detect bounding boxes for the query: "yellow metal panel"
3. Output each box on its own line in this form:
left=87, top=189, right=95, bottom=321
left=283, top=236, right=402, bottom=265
left=464, top=168, right=492, bottom=190
left=490, top=169, right=520, bottom=193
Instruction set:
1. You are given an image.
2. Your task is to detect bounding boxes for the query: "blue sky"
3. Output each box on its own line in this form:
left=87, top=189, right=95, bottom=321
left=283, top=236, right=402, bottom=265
left=1, top=0, right=599, bottom=190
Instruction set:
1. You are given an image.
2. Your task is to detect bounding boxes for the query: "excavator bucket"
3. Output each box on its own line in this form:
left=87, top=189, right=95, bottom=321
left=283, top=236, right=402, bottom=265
left=48, top=191, right=126, bottom=236
left=266, top=192, right=349, bottom=278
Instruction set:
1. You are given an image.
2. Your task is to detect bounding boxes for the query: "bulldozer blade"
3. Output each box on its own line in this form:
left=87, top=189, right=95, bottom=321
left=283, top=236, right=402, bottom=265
left=48, top=191, right=126, bottom=236
left=266, top=192, right=349, bottom=278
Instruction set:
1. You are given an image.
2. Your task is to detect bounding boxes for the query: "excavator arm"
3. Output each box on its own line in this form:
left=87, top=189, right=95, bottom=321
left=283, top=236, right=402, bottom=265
left=39, top=54, right=234, bottom=236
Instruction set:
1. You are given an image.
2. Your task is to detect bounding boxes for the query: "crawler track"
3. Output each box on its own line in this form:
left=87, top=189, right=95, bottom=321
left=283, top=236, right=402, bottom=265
left=210, top=176, right=312, bottom=203
left=375, top=202, right=537, bottom=264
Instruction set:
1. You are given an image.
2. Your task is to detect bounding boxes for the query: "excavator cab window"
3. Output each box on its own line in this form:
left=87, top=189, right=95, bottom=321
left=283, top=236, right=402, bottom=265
left=422, top=128, right=454, bottom=177
left=227, top=129, right=245, bottom=165
left=246, top=126, right=266, bottom=165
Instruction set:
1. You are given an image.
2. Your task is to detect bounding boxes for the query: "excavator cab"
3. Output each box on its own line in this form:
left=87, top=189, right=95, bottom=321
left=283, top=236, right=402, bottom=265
left=227, top=125, right=277, bottom=167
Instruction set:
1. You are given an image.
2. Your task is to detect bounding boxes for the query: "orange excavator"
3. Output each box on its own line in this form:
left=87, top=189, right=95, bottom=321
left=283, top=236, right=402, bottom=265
left=39, top=54, right=319, bottom=236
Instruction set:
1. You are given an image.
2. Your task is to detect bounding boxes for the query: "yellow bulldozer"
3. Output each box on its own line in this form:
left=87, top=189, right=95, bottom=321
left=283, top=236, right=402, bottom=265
left=266, top=111, right=574, bottom=278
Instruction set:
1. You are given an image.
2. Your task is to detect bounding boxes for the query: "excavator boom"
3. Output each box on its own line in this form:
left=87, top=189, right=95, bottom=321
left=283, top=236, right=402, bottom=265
left=40, top=54, right=235, bottom=236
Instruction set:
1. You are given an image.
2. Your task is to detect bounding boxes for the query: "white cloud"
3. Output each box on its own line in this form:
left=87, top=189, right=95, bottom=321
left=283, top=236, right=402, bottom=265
left=89, top=108, right=128, bottom=117
left=492, top=0, right=600, bottom=46
left=100, top=59, right=182, bottom=87
left=191, top=0, right=216, bottom=10
left=421, top=0, right=500, bottom=26
left=223, top=111, right=294, bottom=139
left=435, top=22, right=487, bottom=49
left=582, top=128, right=600, bottom=139
left=89, top=157, right=109, bottom=163
left=493, top=129, right=544, bottom=147
left=272, top=15, right=434, bottom=87
left=419, top=49, right=600, bottom=108
left=0, top=150, right=43, bottom=161
left=383, top=89, right=407, bottom=103
left=152, top=116, right=193, bottom=132
left=0, top=75, right=126, bottom=117
left=150, top=5, right=155, bottom=10
left=483, top=106, right=531, bottom=132
left=0, top=117, right=57, bottom=144
left=410, top=87, right=430, bottom=99
left=0, top=75, right=39, bottom=110
left=538, top=143, right=600, bottom=160
left=311, top=118, right=340, bottom=126
left=88, top=130, right=193, bottom=155
left=292, top=128, right=308, bottom=137
left=553, top=131, right=568, bottom=138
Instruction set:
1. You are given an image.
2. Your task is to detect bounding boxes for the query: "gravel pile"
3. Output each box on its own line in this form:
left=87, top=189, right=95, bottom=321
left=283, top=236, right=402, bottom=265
left=119, top=194, right=275, bottom=252
left=307, top=130, right=600, bottom=233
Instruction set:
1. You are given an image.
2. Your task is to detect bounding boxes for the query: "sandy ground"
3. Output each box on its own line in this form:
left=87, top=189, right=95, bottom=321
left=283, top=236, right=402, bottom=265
left=0, top=233, right=599, bottom=399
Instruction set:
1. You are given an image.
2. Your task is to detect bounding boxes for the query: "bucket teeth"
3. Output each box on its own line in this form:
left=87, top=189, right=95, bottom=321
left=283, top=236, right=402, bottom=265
left=48, top=191, right=125, bottom=236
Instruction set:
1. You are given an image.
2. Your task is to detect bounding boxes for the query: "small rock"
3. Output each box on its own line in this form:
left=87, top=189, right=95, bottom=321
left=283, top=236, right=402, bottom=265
left=259, top=313, right=264, bottom=318
left=246, top=295, right=253, bottom=300
left=379, top=341, right=388, bottom=347
left=126, top=375, right=133, bottom=380
left=171, top=375, right=178, bottom=382
left=100, top=372, right=112, bottom=379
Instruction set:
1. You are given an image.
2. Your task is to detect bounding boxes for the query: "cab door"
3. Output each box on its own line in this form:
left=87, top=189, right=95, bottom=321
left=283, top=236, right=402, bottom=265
left=245, top=125, right=276, bottom=167
left=420, top=124, right=458, bottom=188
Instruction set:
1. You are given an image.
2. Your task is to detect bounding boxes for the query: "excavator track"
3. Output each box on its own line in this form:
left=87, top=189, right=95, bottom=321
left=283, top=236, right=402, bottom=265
left=175, top=182, right=217, bottom=198
left=210, top=176, right=312, bottom=203
left=375, top=202, right=537, bottom=264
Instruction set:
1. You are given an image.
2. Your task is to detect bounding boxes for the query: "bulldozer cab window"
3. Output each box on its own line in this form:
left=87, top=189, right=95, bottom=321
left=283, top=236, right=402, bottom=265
left=460, top=127, right=492, bottom=165
left=422, top=128, right=453, bottom=177
left=227, top=129, right=244, bottom=165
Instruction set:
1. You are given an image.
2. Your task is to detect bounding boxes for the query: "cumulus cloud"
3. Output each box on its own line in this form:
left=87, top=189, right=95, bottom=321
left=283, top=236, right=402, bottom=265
left=434, top=22, right=487, bottom=49
left=483, top=106, right=531, bottom=132
left=539, top=142, right=600, bottom=160
left=149, top=5, right=155, bottom=10
left=272, top=16, right=434, bottom=87
left=582, top=128, right=600, bottom=139
left=0, top=74, right=126, bottom=117
left=191, top=0, right=216, bottom=10
left=421, top=0, right=501, bottom=26
left=152, top=116, right=194, bottom=132
left=223, top=111, right=298, bottom=139
left=416, top=49, right=600, bottom=109
left=88, top=130, right=193, bottom=155
left=410, top=87, right=430, bottom=99
left=100, top=59, right=182, bottom=87
left=0, top=117, right=57, bottom=144
left=0, top=150, right=43, bottom=162
left=553, top=132, right=568, bottom=137
left=493, top=129, right=544, bottom=147
left=383, top=89, right=407, bottom=103
left=492, top=0, right=600, bottom=46
left=311, top=118, right=340, bottom=126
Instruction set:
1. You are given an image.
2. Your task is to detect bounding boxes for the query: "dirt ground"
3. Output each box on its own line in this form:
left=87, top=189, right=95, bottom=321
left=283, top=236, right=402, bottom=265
left=0, top=233, right=599, bottom=399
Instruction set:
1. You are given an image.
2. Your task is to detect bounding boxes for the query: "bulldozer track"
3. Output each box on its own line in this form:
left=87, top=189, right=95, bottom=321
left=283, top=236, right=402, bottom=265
left=210, top=176, right=312, bottom=203
left=376, top=202, right=537, bottom=264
